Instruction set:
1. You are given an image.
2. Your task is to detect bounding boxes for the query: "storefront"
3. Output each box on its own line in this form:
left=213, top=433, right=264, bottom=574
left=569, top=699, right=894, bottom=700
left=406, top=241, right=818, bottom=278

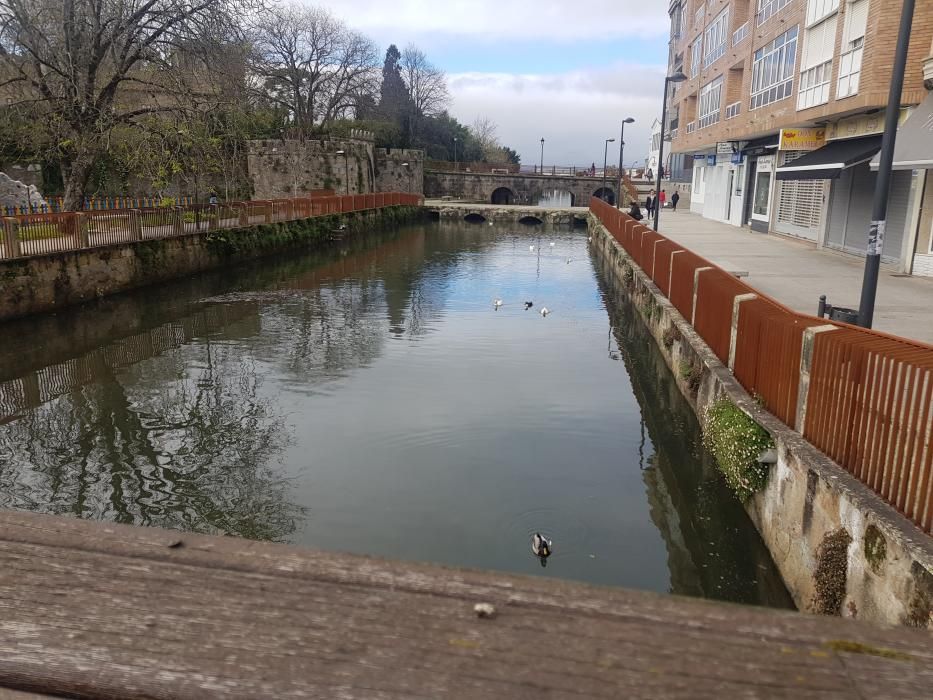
left=772, top=128, right=830, bottom=242
left=689, top=145, right=746, bottom=227
left=740, top=135, right=779, bottom=233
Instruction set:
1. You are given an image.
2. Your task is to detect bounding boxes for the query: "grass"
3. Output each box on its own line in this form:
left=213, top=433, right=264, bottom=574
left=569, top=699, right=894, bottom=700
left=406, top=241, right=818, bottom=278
left=18, top=222, right=62, bottom=241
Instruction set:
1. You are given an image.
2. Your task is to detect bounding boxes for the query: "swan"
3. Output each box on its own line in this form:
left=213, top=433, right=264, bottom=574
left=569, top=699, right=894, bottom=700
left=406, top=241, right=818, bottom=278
left=532, top=533, right=552, bottom=559
left=540, top=307, right=550, bottom=317
left=524, top=301, right=533, bottom=310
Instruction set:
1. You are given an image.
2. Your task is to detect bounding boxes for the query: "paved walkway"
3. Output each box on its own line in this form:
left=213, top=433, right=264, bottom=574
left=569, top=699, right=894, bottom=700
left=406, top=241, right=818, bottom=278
left=656, top=209, right=933, bottom=344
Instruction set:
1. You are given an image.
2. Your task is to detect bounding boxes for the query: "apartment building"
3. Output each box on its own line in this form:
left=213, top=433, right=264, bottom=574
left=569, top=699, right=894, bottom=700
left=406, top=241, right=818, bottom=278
left=666, top=0, right=933, bottom=275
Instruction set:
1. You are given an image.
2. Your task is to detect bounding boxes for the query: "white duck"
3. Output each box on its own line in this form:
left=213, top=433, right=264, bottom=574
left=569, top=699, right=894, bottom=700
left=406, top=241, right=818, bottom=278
left=540, top=307, right=550, bottom=317
left=494, top=299, right=503, bottom=309
left=532, top=533, right=552, bottom=559
left=529, top=245, right=535, bottom=252
left=549, top=241, right=555, bottom=247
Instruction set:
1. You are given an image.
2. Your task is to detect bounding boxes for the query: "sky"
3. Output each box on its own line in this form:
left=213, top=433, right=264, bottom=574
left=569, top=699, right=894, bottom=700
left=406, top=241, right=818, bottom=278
left=315, top=0, right=671, bottom=167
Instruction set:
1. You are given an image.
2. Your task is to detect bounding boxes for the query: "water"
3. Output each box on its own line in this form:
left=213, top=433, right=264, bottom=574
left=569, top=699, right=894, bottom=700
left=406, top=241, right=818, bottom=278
left=537, top=189, right=574, bottom=207
left=0, top=221, right=792, bottom=607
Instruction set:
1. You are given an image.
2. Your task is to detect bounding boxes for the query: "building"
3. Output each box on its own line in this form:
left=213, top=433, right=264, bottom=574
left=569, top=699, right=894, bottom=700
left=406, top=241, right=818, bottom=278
left=665, top=0, right=933, bottom=275
left=646, top=118, right=663, bottom=181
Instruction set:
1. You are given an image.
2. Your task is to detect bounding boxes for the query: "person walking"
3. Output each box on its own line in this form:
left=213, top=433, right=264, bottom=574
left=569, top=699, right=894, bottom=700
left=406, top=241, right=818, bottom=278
left=671, top=191, right=680, bottom=211
left=659, top=189, right=667, bottom=209
left=645, top=190, right=655, bottom=218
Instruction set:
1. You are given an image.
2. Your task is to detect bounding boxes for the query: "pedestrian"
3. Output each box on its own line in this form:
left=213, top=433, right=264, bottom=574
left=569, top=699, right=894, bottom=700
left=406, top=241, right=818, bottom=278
left=671, top=191, right=680, bottom=211
left=628, top=201, right=644, bottom=221
left=645, top=190, right=655, bottom=217
left=659, top=189, right=667, bottom=209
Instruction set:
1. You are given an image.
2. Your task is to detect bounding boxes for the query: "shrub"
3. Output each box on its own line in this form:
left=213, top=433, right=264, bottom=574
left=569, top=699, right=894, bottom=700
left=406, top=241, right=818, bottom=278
left=678, top=360, right=702, bottom=395
left=662, top=324, right=681, bottom=350
left=702, top=396, right=775, bottom=501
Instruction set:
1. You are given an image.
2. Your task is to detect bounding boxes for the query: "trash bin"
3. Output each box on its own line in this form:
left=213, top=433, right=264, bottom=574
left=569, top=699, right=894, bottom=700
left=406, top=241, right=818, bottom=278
left=828, top=306, right=859, bottom=324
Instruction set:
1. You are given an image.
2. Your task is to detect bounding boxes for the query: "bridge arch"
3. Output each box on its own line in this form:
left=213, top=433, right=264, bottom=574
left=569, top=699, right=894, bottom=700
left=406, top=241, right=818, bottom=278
left=491, top=187, right=516, bottom=205
left=518, top=215, right=544, bottom=226
left=464, top=213, right=487, bottom=224
left=592, top=188, right=616, bottom=206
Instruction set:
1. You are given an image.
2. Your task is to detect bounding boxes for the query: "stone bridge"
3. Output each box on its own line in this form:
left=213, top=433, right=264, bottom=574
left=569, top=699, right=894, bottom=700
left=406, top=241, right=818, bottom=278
left=424, top=169, right=618, bottom=207
left=426, top=202, right=588, bottom=227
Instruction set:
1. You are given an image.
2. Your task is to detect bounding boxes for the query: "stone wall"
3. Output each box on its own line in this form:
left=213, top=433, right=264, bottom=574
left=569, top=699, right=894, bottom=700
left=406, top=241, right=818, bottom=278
left=0, top=206, right=425, bottom=322
left=589, top=215, right=933, bottom=629
left=248, top=134, right=425, bottom=199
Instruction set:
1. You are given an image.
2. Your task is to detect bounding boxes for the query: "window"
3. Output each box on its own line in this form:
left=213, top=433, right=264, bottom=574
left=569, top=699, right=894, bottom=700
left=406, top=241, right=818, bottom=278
left=725, top=101, right=741, bottom=119
left=690, top=35, right=703, bottom=78
left=695, top=5, right=705, bottom=28
left=797, top=10, right=837, bottom=109
left=681, top=2, right=688, bottom=36
left=806, top=0, right=839, bottom=25
left=757, top=0, right=792, bottom=26
left=704, top=9, right=729, bottom=68
left=838, top=0, right=867, bottom=98
left=733, top=21, right=750, bottom=47
left=750, top=26, right=799, bottom=110
left=671, top=2, right=683, bottom=39
left=698, top=75, right=724, bottom=128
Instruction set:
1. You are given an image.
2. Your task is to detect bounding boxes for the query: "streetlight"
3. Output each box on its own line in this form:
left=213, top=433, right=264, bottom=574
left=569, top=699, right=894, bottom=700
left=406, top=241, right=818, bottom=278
left=401, top=162, right=413, bottom=192
left=857, top=0, right=915, bottom=328
left=453, top=137, right=459, bottom=171
left=653, top=70, right=687, bottom=231
left=617, top=117, right=635, bottom=210
left=540, top=138, right=545, bottom=174
left=335, top=149, right=349, bottom=195
left=602, top=138, right=616, bottom=203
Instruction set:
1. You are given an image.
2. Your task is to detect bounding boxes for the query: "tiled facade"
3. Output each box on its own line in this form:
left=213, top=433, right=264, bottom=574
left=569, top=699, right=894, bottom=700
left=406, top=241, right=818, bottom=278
left=668, top=0, right=932, bottom=151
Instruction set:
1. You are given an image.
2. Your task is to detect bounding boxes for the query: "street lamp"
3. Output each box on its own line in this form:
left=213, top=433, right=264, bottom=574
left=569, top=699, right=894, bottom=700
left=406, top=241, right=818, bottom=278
left=401, top=162, right=413, bottom=193
left=653, top=70, right=687, bottom=231
left=857, top=0, right=915, bottom=328
left=602, top=138, right=616, bottom=203
left=540, top=138, right=545, bottom=174
left=453, top=137, right=459, bottom=171
left=335, top=150, right=349, bottom=195
left=617, top=117, right=635, bottom=209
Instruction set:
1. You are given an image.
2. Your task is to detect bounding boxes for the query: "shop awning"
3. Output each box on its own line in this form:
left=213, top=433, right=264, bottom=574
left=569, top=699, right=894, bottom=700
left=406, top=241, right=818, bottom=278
left=741, top=135, right=779, bottom=155
left=870, top=92, right=933, bottom=170
left=775, top=135, right=882, bottom=180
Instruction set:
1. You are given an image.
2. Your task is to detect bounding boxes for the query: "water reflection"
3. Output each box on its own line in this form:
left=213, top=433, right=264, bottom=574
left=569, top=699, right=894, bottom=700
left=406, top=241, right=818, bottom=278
left=0, top=221, right=791, bottom=608
left=537, top=189, right=574, bottom=207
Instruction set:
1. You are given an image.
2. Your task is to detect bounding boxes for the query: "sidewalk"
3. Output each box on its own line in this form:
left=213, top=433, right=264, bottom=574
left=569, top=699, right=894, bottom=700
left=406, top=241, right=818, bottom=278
left=655, top=209, right=933, bottom=344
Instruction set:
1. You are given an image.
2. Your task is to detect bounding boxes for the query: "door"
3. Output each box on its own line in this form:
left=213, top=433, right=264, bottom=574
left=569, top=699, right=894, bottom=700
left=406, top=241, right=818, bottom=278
left=751, top=156, right=775, bottom=232
left=773, top=151, right=826, bottom=241
left=725, top=170, right=734, bottom=222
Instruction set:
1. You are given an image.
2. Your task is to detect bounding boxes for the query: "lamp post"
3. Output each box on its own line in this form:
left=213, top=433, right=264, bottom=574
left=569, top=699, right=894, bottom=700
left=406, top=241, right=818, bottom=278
left=654, top=70, right=687, bottom=231
left=617, top=117, right=635, bottom=209
left=857, top=0, right=915, bottom=328
left=602, top=138, right=616, bottom=203
left=540, top=138, right=545, bottom=174
left=335, top=149, right=350, bottom=195
left=453, top=137, right=459, bottom=171
left=401, top=162, right=413, bottom=192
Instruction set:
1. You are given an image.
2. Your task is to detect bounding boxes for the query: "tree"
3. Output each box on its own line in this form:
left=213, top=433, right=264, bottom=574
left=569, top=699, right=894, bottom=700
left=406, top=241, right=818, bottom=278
left=400, top=45, right=449, bottom=118
left=0, top=0, right=247, bottom=209
left=378, top=44, right=412, bottom=130
left=250, top=4, right=379, bottom=133
left=471, top=116, right=502, bottom=160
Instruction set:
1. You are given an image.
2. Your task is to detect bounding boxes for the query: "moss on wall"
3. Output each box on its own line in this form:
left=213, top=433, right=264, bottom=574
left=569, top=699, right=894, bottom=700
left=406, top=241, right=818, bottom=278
left=863, top=524, right=887, bottom=575
left=812, top=528, right=852, bottom=616
left=701, top=395, right=774, bottom=501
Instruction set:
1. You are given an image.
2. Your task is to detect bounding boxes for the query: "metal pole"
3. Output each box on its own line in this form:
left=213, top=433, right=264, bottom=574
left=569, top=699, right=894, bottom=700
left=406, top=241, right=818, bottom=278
left=617, top=122, right=625, bottom=209
left=540, top=138, right=545, bottom=173
left=344, top=155, right=349, bottom=195
left=654, top=79, right=669, bottom=231
left=602, top=140, right=609, bottom=202
left=857, top=0, right=915, bottom=328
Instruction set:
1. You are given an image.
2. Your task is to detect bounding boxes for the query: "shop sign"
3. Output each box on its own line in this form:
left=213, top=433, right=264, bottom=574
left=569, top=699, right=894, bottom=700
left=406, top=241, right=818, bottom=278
left=706, top=154, right=717, bottom=166
left=693, top=153, right=707, bottom=160
left=731, top=152, right=744, bottom=164
left=716, top=142, right=734, bottom=156
left=779, top=127, right=826, bottom=151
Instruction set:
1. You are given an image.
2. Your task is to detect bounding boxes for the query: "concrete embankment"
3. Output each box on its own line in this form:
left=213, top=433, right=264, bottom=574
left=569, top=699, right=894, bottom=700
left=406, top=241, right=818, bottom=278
left=0, top=206, right=424, bottom=322
left=590, top=215, right=933, bottom=629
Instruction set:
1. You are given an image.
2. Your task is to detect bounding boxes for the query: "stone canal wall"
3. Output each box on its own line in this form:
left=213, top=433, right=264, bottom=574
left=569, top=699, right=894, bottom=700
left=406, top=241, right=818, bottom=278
left=589, top=215, right=933, bottom=629
left=0, top=206, right=424, bottom=323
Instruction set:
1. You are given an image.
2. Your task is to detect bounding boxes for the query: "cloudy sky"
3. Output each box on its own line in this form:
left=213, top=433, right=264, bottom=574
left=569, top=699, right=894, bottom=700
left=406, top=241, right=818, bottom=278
left=316, top=0, right=671, bottom=167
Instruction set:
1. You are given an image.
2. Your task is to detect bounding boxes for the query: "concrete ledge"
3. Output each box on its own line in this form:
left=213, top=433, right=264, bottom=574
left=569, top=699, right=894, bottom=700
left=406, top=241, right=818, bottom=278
left=589, top=215, right=933, bottom=629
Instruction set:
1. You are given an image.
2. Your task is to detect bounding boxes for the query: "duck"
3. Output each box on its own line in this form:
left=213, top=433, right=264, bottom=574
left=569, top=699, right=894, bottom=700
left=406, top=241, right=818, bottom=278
left=529, top=245, right=535, bottom=252
left=494, top=299, right=503, bottom=309
left=524, top=301, right=534, bottom=310
left=566, top=257, right=573, bottom=264
left=540, top=307, right=550, bottom=317
left=532, top=533, right=552, bottom=559
left=549, top=241, right=555, bottom=247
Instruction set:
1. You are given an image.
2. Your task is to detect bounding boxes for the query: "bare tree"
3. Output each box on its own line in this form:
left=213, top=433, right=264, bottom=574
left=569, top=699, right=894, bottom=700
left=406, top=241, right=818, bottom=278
left=400, top=45, right=449, bottom=118
left=250, top=4, right=379, bottom=132
left=0, top=0, right=247, bottom=209
left=470, top=116, right=499, bottom=157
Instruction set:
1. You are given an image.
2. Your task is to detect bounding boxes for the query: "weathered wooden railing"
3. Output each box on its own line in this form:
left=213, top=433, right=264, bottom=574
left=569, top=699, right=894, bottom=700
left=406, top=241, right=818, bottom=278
left=590, top=196, right=933, bottom=535
left=0, top=193, right=423, bottom=261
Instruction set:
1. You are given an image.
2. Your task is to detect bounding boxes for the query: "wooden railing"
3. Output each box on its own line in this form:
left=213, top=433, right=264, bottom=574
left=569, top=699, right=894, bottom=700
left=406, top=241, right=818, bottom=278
left=0, top=193, right=423, bottom=261
left=590, top=197, right=933, bottom=535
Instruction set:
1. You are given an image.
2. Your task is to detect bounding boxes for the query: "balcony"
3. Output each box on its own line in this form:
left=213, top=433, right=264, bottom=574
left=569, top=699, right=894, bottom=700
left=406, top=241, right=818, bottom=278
left=725, top=101, right=741, bottom=119
left=686, top=121, right=696, bottom=134
left=732, top=21, right=749, bottom=47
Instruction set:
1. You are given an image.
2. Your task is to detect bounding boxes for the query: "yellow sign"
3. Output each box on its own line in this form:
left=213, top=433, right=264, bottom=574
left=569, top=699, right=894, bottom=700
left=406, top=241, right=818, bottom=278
left=779, top=128, right=827, bottom=151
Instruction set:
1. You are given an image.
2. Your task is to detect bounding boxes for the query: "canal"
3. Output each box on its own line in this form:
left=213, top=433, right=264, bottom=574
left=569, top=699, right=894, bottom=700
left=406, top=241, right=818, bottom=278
left=0, top=221, right=792, bottom=608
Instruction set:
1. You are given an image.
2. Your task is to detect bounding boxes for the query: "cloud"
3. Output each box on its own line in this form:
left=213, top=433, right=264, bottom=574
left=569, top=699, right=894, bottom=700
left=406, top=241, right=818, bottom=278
left=447, top=63, right=666, bottom=167
left=316, top=0, right=669, bottom=41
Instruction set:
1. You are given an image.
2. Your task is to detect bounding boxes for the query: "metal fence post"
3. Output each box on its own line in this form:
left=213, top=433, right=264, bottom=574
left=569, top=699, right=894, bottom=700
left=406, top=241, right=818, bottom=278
left=129, top=209, right=143, bottom=241
left=173, top=207, right=184, bottom=236
left=690, top=266, right=713, bottom=325
left=2, top=217, right=21, bottom=258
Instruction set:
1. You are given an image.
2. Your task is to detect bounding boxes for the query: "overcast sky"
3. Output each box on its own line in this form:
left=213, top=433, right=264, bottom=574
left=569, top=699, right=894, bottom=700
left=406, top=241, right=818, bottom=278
left=315, top=0, right=670, bottom=167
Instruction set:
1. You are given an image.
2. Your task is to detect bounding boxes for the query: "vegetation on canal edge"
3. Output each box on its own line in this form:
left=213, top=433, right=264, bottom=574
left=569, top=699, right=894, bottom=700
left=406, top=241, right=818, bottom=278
left=702, top=396, right=774, bottom=501
left=812, top=528, right=852, bottom=616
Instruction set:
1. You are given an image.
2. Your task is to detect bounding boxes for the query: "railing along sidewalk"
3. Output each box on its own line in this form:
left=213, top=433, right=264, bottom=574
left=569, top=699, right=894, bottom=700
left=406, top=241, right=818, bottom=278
left=589, top=196, right=933, bottom=535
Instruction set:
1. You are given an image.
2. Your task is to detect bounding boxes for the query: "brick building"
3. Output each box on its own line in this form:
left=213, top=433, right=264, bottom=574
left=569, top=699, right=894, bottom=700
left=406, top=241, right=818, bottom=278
left=665, top=0, right=933, bottom=275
